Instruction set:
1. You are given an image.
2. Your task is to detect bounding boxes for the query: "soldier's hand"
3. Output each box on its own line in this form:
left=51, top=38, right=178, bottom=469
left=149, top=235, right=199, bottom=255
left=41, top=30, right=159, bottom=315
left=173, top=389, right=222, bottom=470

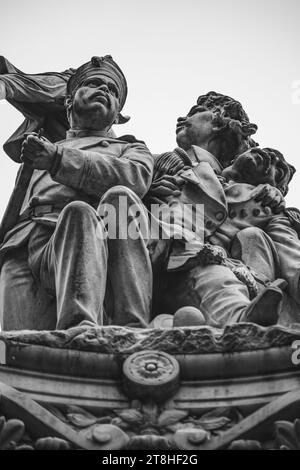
left=145, top=175, right=185, bottom=206
left=151, top=174, right=185, bottom=195
left=21, top=133, right=57, bottom=170
left=254, top=184, right=285, bottom=214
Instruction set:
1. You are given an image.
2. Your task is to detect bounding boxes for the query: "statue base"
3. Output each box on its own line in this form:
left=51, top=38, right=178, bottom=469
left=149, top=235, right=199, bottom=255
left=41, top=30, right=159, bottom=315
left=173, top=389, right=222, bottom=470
left=0, top=323, right=300, bottom=450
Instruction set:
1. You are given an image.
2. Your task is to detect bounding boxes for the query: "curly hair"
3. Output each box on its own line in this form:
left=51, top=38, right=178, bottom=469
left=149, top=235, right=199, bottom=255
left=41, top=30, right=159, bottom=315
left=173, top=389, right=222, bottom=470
left=261, top=147, right=296, bottom=196
left=194, top=91, right=258, bottom=165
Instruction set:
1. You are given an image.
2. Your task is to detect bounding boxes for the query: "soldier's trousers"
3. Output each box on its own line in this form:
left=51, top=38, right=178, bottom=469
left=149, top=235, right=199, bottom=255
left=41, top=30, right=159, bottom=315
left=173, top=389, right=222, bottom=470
left=1, top=186, right=152, bottom=330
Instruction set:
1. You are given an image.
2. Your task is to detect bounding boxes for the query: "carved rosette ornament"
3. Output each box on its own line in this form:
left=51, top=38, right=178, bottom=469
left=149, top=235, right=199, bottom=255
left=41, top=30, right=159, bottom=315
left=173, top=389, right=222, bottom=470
left=122, top=350, right=180, bottom=400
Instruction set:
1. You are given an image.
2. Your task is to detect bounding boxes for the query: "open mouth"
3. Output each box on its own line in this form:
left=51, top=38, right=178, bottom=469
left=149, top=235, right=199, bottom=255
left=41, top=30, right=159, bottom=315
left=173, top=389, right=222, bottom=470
left=90, top=92, right=108, bottom=104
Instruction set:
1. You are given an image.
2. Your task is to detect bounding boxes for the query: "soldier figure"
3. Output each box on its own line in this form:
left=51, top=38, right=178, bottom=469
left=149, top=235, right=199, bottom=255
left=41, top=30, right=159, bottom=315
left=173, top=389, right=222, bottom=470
left=0, top=56, right=154, bottom=330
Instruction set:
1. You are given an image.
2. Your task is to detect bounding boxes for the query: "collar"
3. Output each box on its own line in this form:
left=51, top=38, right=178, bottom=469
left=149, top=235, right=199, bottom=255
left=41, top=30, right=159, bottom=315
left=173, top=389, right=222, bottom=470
left=187, top=145, right=223, bottom=174
left=66, top=128, right=117, bottom=139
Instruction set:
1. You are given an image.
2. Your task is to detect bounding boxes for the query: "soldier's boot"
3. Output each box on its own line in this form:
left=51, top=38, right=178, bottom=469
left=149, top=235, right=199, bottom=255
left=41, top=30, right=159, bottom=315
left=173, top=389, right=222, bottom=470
left=240, top=279, right=287, bottom=326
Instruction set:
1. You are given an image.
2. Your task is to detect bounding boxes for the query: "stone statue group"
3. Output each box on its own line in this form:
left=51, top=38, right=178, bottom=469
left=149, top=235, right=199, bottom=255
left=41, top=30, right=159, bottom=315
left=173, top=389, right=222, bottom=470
left=0, top=55, right=299, bottom=331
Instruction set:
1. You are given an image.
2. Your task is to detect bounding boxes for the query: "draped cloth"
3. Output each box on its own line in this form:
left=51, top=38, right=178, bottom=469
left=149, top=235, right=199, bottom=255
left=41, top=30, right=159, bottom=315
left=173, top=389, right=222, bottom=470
left=0, top=56, right=74, bottom=162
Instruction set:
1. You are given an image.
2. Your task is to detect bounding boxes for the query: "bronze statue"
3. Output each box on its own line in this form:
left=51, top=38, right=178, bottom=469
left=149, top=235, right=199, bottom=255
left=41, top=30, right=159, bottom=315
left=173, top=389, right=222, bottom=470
left=149, top=92, right=300, bottom=327
left=1, top=64, right=300, bottom=331
left=1, top=57, right=300, bottom=453
left=0, top=56, right=154, bottom=330
left=221, top=147, right=300, bottom=326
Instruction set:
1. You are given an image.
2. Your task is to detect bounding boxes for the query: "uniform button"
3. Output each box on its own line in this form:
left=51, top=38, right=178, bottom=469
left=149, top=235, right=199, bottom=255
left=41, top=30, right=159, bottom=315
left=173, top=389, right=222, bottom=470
left=252, top=208, right=260, bottom=217
left=215, top=211, right=224, bottom=221
left=206, top=220, right=214, bottom=229
left=263, top=206, right=272, bottom=215
left=101, top=140, right=110, bottom=147
left=229, top=210, right=237, bottom=218
left=240, top=209, right=247, bottom=218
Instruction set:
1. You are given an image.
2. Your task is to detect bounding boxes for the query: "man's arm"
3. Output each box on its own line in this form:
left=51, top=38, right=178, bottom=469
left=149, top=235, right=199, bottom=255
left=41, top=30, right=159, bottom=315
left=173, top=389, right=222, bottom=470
left=52, top=142, right=153, bottom=199
left=21, top=134, right=154, bottom=200
left=144, top=149, right=191, bottom=206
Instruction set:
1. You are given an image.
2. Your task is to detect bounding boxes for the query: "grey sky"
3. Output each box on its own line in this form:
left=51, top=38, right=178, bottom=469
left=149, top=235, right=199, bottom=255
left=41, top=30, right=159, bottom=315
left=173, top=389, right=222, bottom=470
left=0, top=0, right=299, bottom=216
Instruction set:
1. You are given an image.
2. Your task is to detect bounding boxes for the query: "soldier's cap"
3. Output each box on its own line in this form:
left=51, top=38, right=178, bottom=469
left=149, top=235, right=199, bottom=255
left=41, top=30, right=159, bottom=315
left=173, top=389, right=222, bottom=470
left=67, top=55, right=129, bottom=123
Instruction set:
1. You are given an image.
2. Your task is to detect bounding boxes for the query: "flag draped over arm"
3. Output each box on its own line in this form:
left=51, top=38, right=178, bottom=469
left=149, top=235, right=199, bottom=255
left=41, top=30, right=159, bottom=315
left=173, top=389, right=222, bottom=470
left=0, top=56, right=74, bottom=162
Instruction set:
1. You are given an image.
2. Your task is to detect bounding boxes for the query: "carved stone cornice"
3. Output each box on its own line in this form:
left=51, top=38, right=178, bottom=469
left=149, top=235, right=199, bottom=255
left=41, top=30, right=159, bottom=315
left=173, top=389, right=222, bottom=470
left=0, top=323, right=300, bottom=449
left=1, top=322, right=300, bottom=355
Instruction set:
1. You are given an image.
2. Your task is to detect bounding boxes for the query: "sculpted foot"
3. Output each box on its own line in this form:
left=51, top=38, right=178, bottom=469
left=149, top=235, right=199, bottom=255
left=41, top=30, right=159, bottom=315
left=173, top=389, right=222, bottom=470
left=241, top=279, right=287, bottom=326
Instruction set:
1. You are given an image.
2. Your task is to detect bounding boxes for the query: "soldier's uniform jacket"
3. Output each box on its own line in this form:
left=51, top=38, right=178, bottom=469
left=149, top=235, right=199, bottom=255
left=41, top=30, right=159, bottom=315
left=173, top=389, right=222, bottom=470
left=208, top=182, right=300, bottom=250
left=208, top=182, right=283, bottom=250
left=0, top=130, right=154, bottom=256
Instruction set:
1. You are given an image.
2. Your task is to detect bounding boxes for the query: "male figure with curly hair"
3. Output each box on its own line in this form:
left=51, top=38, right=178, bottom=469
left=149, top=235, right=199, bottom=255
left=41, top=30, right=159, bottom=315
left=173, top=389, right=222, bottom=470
left=148, top=92, right=300, bottom=327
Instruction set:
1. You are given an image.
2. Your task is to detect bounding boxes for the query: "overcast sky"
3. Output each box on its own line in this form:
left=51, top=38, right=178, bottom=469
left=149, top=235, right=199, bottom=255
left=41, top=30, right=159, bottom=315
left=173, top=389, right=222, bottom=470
left=0, top=0, right=299, bottom=217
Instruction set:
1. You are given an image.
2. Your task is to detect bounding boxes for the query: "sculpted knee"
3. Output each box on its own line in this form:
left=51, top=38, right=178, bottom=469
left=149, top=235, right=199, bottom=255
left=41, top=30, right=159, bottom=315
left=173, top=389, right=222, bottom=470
left=101, top=186, right=137, bottom=205
left=231, top=227, right=266, bottom=260
left=236, top=227, right=265, bottom=243
left=60, top=201, right=97, bottom=221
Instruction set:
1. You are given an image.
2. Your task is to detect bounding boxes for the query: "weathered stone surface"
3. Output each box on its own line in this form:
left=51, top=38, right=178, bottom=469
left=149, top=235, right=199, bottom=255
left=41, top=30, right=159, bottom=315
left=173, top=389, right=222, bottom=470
left=1, top=322, right=300, bottom=355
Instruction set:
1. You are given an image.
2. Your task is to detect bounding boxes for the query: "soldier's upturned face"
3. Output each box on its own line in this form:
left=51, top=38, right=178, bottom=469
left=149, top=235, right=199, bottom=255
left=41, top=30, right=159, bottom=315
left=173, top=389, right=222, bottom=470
left=71, top=74, right=120, bottom=130
left=176, top=106, right=215, bottom=150
left=222, top=149, right=291, bottom=191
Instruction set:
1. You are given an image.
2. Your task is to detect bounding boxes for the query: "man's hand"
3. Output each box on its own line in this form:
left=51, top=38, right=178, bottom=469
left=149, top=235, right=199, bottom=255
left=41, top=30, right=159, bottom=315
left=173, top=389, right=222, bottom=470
left=21, top=133, right=57, bottom=170
left=144, top=174, right=185, bottom=206
left=254, top=184, right=285, bottom=214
